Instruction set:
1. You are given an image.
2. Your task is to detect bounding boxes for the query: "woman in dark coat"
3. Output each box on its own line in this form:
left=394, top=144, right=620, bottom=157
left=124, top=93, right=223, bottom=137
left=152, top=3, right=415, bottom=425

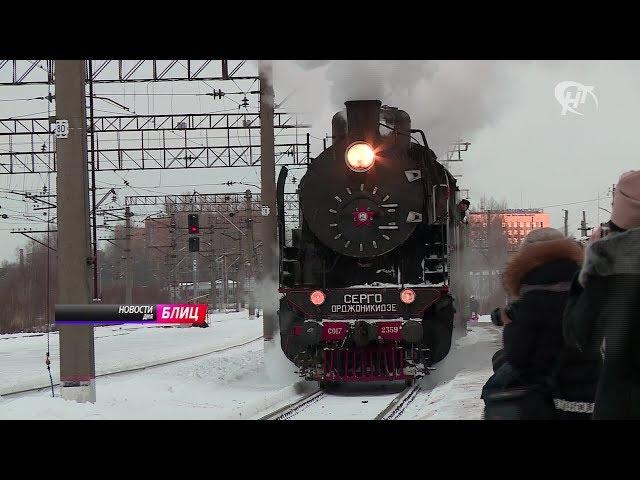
left=564, top=170, right=640, bottom=420
left=482, top=228, right=601, bottom=419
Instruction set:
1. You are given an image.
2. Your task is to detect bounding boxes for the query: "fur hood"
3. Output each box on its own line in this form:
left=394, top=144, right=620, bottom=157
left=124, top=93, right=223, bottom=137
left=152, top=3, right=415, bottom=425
left=503, top=238, right=584, bottom=298
left=579, top=227, right=640, bottom=287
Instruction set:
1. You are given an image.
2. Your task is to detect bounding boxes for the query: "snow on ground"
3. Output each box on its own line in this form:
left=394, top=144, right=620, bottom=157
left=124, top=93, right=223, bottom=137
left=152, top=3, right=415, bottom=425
left=0, top=313, right=504, bottom=420
left=454, top=323, right=498, bottom=348
left=412, top=367, right=494, bottom=419
left=283, top=383, right=406, bottom=420
left=399, top=323, right=502, bottom=420
left=0, top=340, right=312, bottom=420
left=0, top=309, right=261, bottom=395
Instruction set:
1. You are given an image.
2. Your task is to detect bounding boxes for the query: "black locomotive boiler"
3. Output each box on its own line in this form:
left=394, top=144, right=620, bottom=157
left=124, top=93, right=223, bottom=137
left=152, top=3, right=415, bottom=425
left=276, top=100, right=465, bottom=386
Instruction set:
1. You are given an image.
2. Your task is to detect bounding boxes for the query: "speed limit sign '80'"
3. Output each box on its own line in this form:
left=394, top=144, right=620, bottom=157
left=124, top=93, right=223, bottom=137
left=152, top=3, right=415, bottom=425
left=55, top=120, right=69, bottom=139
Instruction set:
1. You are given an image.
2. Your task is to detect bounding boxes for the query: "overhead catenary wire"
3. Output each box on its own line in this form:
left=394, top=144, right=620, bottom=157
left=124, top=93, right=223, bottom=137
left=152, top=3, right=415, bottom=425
left=0, top=97, right=50, bottom=102
left=0, top=63, right=294, bottom=303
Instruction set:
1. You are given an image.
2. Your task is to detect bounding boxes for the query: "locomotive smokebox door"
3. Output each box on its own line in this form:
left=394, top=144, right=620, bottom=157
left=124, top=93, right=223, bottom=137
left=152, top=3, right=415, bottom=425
left=300, top=100, right=425, bottom=258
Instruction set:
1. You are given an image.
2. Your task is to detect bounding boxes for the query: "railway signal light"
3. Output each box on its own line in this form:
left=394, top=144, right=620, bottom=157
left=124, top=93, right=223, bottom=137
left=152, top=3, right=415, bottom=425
left=189, top=236, right=200, bottom=252
left=188, top=214, right=199, bottom=234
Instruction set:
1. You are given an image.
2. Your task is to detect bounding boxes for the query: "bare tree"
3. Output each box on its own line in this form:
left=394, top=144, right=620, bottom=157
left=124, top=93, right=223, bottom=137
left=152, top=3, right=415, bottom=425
left=0, top=236, right=58, bottom=334
left=467, top=196, right=510, bottom=314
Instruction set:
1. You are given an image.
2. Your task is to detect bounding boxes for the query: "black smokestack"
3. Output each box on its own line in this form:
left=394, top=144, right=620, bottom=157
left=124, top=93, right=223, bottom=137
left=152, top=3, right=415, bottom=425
left=345, top=100, right=381, bottom=142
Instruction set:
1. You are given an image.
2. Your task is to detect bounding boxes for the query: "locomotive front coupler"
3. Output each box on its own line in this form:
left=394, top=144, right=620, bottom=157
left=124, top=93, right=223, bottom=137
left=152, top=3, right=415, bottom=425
left=405, top=346, right=432, bottom=378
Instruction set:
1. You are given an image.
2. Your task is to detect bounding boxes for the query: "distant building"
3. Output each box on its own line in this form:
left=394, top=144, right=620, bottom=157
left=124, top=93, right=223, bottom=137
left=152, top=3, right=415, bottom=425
left=468, top=209, right=550, bottom=250
left=466, top=208, right=551, bottom=314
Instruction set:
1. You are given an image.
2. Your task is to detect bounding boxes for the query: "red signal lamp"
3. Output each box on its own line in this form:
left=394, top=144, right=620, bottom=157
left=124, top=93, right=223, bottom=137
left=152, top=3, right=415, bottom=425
left=310, top=290, right=326, bottom=306
left=400, top=288, right=416, bottom=304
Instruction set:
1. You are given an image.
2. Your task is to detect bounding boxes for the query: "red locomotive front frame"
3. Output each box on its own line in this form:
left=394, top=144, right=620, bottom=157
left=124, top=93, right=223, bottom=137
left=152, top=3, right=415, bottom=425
left=281, top=286, right=447, bottom=383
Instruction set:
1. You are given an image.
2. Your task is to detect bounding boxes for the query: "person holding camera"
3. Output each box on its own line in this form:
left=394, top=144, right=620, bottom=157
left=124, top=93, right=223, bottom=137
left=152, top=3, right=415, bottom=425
left=481, top=227, right=601, bottom=419
left=563, top=170, right=640, bottom=419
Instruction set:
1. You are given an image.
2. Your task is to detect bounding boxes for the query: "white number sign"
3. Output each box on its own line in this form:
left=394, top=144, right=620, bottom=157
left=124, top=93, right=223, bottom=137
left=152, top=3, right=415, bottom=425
left=261, top=205, right=270, bottom=216
left=55, top=120, right=69, bottom=139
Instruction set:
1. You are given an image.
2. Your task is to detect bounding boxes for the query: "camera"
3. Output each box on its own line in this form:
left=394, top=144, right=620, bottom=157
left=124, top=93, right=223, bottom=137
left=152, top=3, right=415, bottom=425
left=490, top=303, right=517, bottom=326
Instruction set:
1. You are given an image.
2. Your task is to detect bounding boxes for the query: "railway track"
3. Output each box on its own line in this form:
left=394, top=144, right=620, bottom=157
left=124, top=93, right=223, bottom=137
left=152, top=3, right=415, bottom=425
left=261, top=381, right=426, bottom=420
left=375, top=383, right=423, bottom=420
left=2, top=335, right=264, bottom=399
left=260, top=389, right=325, bottom=420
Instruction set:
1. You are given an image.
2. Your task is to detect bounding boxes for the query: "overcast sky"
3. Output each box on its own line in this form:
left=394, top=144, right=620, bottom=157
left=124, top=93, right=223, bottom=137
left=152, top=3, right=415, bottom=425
left=0, top=60, right=637, bottom=262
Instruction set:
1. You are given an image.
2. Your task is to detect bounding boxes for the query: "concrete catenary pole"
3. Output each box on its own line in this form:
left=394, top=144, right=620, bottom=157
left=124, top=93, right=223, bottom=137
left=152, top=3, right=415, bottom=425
left=245, top=189, right=256, bottom=319
left=259, top=60, right=278, bottom=342
left=56, top=60, right=96, bottom=403
left=580, top=210, right=589, bottom=238
left=222, top=252, right=228, bottom=312
left=125, top=205, right=133, bottom=304
left=563, top=209, right=569, bottom=237
left=236, top=232, right=243, bottom=312
left=209, top=220, right=217, bottom=312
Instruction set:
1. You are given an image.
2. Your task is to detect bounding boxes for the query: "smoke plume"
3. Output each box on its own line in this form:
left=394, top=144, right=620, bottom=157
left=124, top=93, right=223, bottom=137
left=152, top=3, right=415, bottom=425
left=253, top=241, right=299, bottom=385
left=293, top=60, right=513, bottom=156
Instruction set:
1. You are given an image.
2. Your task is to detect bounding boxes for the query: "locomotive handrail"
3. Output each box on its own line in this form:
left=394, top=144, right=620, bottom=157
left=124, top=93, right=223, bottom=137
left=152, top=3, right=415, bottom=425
left=410, top=129, right=430, bottom=149
left=378, top=122, right=422, bottom=145
left=276, top=166, right=289, bottom=284
left=432, top=184, right=450, bottom=223
left=432, top=184, right=450, bottom=287
left=376, top=122, right=430, bottom=150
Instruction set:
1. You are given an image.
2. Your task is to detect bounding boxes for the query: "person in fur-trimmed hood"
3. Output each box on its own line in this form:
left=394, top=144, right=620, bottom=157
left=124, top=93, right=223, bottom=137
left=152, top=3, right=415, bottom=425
left=564, top=170, right=640, bottom=420
left=482, top=227, right=601, bottom=419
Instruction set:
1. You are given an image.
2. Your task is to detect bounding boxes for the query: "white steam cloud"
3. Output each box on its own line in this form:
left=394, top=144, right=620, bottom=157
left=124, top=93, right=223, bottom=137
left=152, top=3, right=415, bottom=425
left=291, top=60, right=514, bottom=156
left=253, top=241, right=299, bottom=385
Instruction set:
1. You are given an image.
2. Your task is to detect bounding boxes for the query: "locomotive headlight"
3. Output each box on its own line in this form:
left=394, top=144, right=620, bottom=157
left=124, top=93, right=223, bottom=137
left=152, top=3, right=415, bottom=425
left=310, top=290, right=326, bottom=306
left=345, top=142, right=375, bottom=172
left=400, top=288, right=416, bottom=304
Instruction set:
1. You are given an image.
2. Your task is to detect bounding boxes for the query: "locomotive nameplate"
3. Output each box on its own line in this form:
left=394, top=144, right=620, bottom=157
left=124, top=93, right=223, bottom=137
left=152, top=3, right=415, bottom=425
left=283, top=287, right=443, bottom=320
left=331, top=293, right=398, bottom=314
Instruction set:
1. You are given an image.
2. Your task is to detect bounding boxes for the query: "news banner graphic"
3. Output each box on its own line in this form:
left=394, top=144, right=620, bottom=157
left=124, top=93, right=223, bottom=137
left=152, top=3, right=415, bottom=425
left=55, top=304, right=208, bottom=325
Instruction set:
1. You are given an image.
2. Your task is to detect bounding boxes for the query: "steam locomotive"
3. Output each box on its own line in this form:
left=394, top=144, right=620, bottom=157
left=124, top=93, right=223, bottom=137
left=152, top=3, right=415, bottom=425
left=276, top=100, right=466, bottom=386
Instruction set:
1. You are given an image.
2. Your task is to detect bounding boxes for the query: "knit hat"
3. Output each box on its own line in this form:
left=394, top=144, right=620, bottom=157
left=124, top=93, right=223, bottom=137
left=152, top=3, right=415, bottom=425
left=521, top=227, right=565, bottom=246
left=611, top=170, right=640, bottom=230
